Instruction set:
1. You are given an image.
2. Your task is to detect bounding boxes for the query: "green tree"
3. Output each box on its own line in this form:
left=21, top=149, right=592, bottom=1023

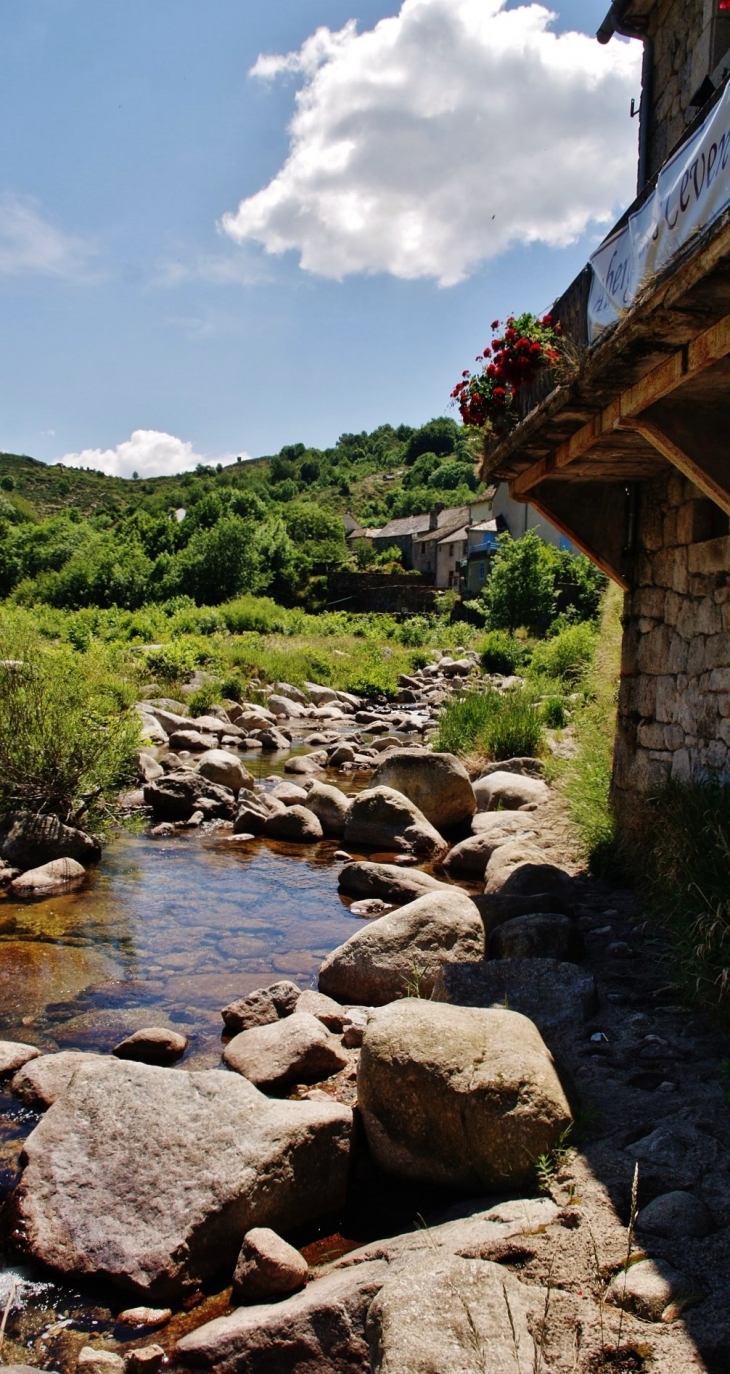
left=482, top=532, right=555, bottom=633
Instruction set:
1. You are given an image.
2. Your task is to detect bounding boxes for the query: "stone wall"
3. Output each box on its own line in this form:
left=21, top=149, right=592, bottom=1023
left=645, top=0, right=723, bottom=178
left=612, top=471, right=730, bottom=802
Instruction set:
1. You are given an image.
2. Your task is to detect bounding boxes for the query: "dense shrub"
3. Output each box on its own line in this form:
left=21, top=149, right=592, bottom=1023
left=479, top=630, right=525, bottom=675
left=530, top=622, right=597, bottom=683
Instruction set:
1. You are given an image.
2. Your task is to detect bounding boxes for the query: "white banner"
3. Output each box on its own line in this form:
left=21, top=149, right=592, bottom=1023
left=588, top=80, right=730, bottom=340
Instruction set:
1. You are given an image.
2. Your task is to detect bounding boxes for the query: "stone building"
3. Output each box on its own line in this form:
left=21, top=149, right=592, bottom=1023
left=482, top=0, right=730, bottom=804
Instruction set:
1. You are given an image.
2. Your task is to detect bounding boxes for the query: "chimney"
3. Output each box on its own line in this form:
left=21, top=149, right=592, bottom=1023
left=429, top=501, right=445, bottom=531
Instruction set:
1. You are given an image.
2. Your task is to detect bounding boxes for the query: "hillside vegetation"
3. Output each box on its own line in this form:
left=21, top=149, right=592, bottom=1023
left=0, top=417, right=487, bottom=611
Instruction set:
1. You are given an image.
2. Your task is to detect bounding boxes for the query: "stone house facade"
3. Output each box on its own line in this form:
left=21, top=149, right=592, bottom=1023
left=482, top=0, right=730, bottom=804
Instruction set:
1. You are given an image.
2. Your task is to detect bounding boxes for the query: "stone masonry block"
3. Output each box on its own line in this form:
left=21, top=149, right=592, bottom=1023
left=672, top=548, right=689, bottom=595
left=667, top=633, right=689, bottom=674
left=663, top=509, right=678, bottom=546
left=664, top=723, right=685, bottom=750
left=637, top=722, right=667, bottom=750
left=652, top=548, right=675, bottom=588
left=709, top=667, right=730, bottom=692
left=637, top=624, right=673, bottom=675
left=655, top=676, right=678, bottom=723
left=705, top=634, right=730, bottom=670
left=686, top=637, right=706, bottom=676
left=636, top=676, right=657, bottom=716
left=688, top=537, right=730, bottom=576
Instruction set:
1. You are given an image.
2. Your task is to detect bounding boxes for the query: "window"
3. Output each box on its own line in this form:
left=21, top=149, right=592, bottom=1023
left=478, top=561, right=486, bottom=581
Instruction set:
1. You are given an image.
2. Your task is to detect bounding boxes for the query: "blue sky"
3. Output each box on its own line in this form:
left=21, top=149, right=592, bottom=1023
left=0, top=0, right=640, bottom=475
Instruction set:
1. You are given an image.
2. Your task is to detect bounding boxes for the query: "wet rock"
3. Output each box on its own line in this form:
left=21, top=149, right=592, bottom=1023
left=221, top=980, right=301, bottom=1034
left=0, top=1040, right=41, bottom=1076
left=318, top=889, right=484, bottom=1006
left=343, top=786, right=446, bottom=857
left=233, top=791, right=284, bottom=835
left=473, top=771, right=549, bottom=810
left=232, top=1227, right=308, bottom=1303
left=223, top=1012, right=349, bottom=1091
left=284, top=752, right=328, bottom=775
left=117, top=1307, right=172, bottom=1328
left=150, top=822, right=175, bottom=837
left=113, top=1027, right=188, bottom=1065
left=638, top=1190, right=713, bottom=1238
left=371, top=749, right=476, bottom=830
left=11, top=1050, right=103, bottom=1108
left=359, top=1000, right=571, bottom=1188
left=432, top=958, right=597, bottom=1044
left=10, top=1058, right=352, bottom=1300
left=76, top=1349, right=124, bottom=1374
left=269, top=781, right=308, bottom=806
left=484, top=842, right=574, bottom=906
left=9, top=857, right=87, bottom=897
left=125, top=1344, right=165, bottom=1374
left=606, top=1257, right=694, bottom=1321
left=263, top=805, right=323, bottom=843
left=176, top=1261, right=388, bottom=1371
left=367, top=1253, right=540, bottom=1374
left=489, top=912, right=583, bottom=962
left=301, top=780, right=351, bottom=837
left=350, top=898, right=393, bottom=918
left=337, top=860, right=450, bottom=904
left=143, top=771, right=235, bottom=822
left=295, top=990, right=346, bottom=1032
left=328, top=743, right=356, bottom=766
left=197, top=750, right=253, bottom=794
left=0, top=813, right=101, bottom=869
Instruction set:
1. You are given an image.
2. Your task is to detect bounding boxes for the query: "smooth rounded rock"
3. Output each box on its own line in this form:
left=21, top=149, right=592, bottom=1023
left=337, top=860, right=451, bottom=904
left=295, top=989, right=346, bottom=1032
left=269, top=781, right=308, bottom=806
left=0, top=812, right=101, bottom=869
left=318, top=889, right=484, bottom=1006
left=9, top=857, right=86, bottom=897
left=300, top=780, right=351, bottom=837
left=11, top=1051, right=103, bottom=1108
left=370, top=749, right=476, bottom=829
left=232, top=1226, right=308, bottom=1303
left=143, top=771, right=235, bottom=822
left=606, top=1257, right=693, bottom=1321
left=358, top=1000, right=572, bottom=1188
left=343, top=786, right=446, bottom=857
left=489, top=912, right=583, bottom=962
left=113, top=1027, right=188, bottom=1065
left=76, top=1350, right=124, bottom=1374
left=484, top=842, right=574, bottom=906
left=471, top=810, right=541, bottom=839
left=473, top=771, right=549, bottom=811
left=223, top=1012, right=349, bottom=1091
left=222, top=980, right=301, bottom=1034
left=116, top=1307, right=172, bottom=1329
left=263, top=805, right=323, bottom=843
left=0, top=1040, right=42, bottom=1076
left=197, top=749, right=253, bottom=794
left=638, top=1190, right=713, bottom=1239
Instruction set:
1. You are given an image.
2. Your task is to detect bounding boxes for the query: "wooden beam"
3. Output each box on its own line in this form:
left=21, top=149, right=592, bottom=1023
left=625, top=406, right=730, bottom=517
left=512, top=310, right=730, bottom=496
left=526, top=482, right=631, bottom=589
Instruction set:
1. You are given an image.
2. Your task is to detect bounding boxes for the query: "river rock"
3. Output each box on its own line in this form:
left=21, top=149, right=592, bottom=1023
left=484, top=842, right=574, bottom=906
left=10, top=1058, right=352, bottom=1299
left=305, top=683, right=338, bottom=706
left=318, top=889, right=484, bottom=1006
left=9, top=857, right=87, bottom=897
left=269, top=781, right=308, bottom=806
left=472, top=891, right=567, bottom=936
left=76, top=1350, right=125, bottom=1374
left=137, top=713, right=169, bottom=747
left=342, top=1006, right=371, bottom=1048
left=168, top=729, right=218, bottom=753
left=638, top=1190, right=713, bottom=1238
left=117, top=1307, right=172, bottom=1328
left=489, top=912, right=583, bottom=962
left=232, top=1227, right=308, bottom=1303
left=359, top=1000, right=571, bottom=1188
left=223, top=1012, right=348, bottom=1090
left=113, top=1027, right=188, bottom=1065
left=197, top=750, right=253, bottom=794
left=11, top=1051, right=103, bottom=1108
left=222, top=981, right=301, bottom=1034
left=432, top=958, right=597, bottom=1043
left=233, top=791, right=285, bottom=835
left=284, top=752, right=328, bottom=776
left=0, top=813, right=101, bottom=869
left=268, top=695, right=308, bottom=719
left=301, top=780, right=351, bottom=836
left=606, top=1257, right=693, bottom=1321
left=473, top=771, right=549, bottom=811
left=442, top=833, right=511, bottom=876
left=263, top=805, right=323, bottom=843
left=137, top=751, right=164, bottom=784
left=479, top=757, right=545, bottom=779
left=367, top=1253, right=539, bottom=1374
left=176, top=1261, right=389, bottom=1371
left=0, top=1041, right=41, bottom=1076
left=234, top=709, right=277, bottom=732
left=337, top=860, right=450, bottom=904
left=143, top=771, right=235, bottom=822
left=328, top=743, right=356, bottom=766
left=470, top=810, right=541, bottom=839
left=295, top=990, right=346, bottom=1032
left=343, top=786, right=446, bottom=857
left=256, top=726, right=291, bottom=752
left=125, top=1344, right=165, bottom=1374
left=370, top=749, right=475, bottom=830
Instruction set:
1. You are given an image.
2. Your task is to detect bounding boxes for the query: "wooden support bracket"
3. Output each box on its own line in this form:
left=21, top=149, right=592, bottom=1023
left=525, top=481, right=631, bottom=588
left=621, top=408, right=730, bottom=517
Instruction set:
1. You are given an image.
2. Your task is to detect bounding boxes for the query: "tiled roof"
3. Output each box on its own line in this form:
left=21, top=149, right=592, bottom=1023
left=438, top=525, right=470, bottom=545
left=411, top=505, right=470, bottom=544
left=374, top=513, right=433, bottom=538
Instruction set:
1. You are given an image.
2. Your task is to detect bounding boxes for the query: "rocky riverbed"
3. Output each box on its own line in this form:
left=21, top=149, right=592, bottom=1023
left=0, top=663, right=729, bottom=1373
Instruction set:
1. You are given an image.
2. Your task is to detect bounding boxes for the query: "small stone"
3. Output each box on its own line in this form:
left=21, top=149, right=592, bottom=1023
left=117, top=1308, right=172, bottom=1329
left=125, top=1344, right=165, bottom=1374
left=606, top=1257, right=694, bottom=1321
left=638, top=1190, right=713, bottom=1238
left=334, top=850, right=353, bottom=861
left=0, top=1040, right=41, bottom=1076
left=350, top=898, right=393, bottom=918
left=77, top=1348, right=125, bottom=1374
left=9, top=857, right=86, bottom=897
left=342, top=1007, right=371, bottom=1048
left=232, top=1226, right=308, bottom=1303
left=113, top=1028, right=188, bottom=1066
left=221, top=980, right=301, bottom=1034
left=223, top=1012, right=349, bottom=1091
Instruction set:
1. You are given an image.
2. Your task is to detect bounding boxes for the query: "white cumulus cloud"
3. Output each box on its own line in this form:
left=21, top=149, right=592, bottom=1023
left=222, top=0, right=641, bottom=286
left=59, top=430, right=243, bottom=480
left=0, top=194, right=99, bottom=281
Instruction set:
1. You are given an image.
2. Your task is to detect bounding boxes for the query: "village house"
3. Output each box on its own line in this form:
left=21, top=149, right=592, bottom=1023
left=481, top=0, right=730, bottom=807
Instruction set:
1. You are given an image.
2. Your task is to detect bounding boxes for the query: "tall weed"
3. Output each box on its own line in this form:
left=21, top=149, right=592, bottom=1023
left=434, top=688, right=542, bottom=761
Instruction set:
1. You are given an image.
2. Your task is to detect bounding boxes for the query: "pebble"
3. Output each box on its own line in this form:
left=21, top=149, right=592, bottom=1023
left=125, top=1346, right=165, bottom=1374
left=334, top=850, right=353, bottom=861
left=117, top=1308, right=172, bottom=1329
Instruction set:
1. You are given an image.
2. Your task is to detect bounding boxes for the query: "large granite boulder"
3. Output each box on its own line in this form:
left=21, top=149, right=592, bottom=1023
left=0, top=813, right=101, bottom=869
left=9, top=857, right=87, bottom=897
left=318, top=889, right=484, bottom=1006
left=337, top=861, right=451, bottom=904
left=432, top=958, right=597, bottom=1045
left=473, top=771, right=549, bottom=811
left=223, top=1013, right=349, bottom=1091
left=262, top=806, right=323, bottom=843
left=300, top=780, right=351, bottom=837
left=8, top=1058, right=352, bottom=1300
left=358, top=1000, right=571, bottom=1188
left=143, top=771, right=235, bottom=822
left=442, top=833, right=511, bottom=876
left=11, top=1051, right=102, bottom=1108
left=197, top=750, right=253, bottom=794
left=342, top=787, right=446, bottom=857
left=0, top=1041, right=41, bottom=1077
left=489, top=912, right=583, bottom=962
left=484, top=841, right=574, bottom=906
left=370, top=750, right=476, bottom=830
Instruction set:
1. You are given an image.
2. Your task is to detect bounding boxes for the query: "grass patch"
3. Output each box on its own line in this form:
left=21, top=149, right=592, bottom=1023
left=434, top=688, right=543, bottom=761
left=562, top=585, right=622, bottom=871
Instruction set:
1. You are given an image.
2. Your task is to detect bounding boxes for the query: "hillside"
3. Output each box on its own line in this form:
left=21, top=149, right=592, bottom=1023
left=0, top=417, right=486, bottom=611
